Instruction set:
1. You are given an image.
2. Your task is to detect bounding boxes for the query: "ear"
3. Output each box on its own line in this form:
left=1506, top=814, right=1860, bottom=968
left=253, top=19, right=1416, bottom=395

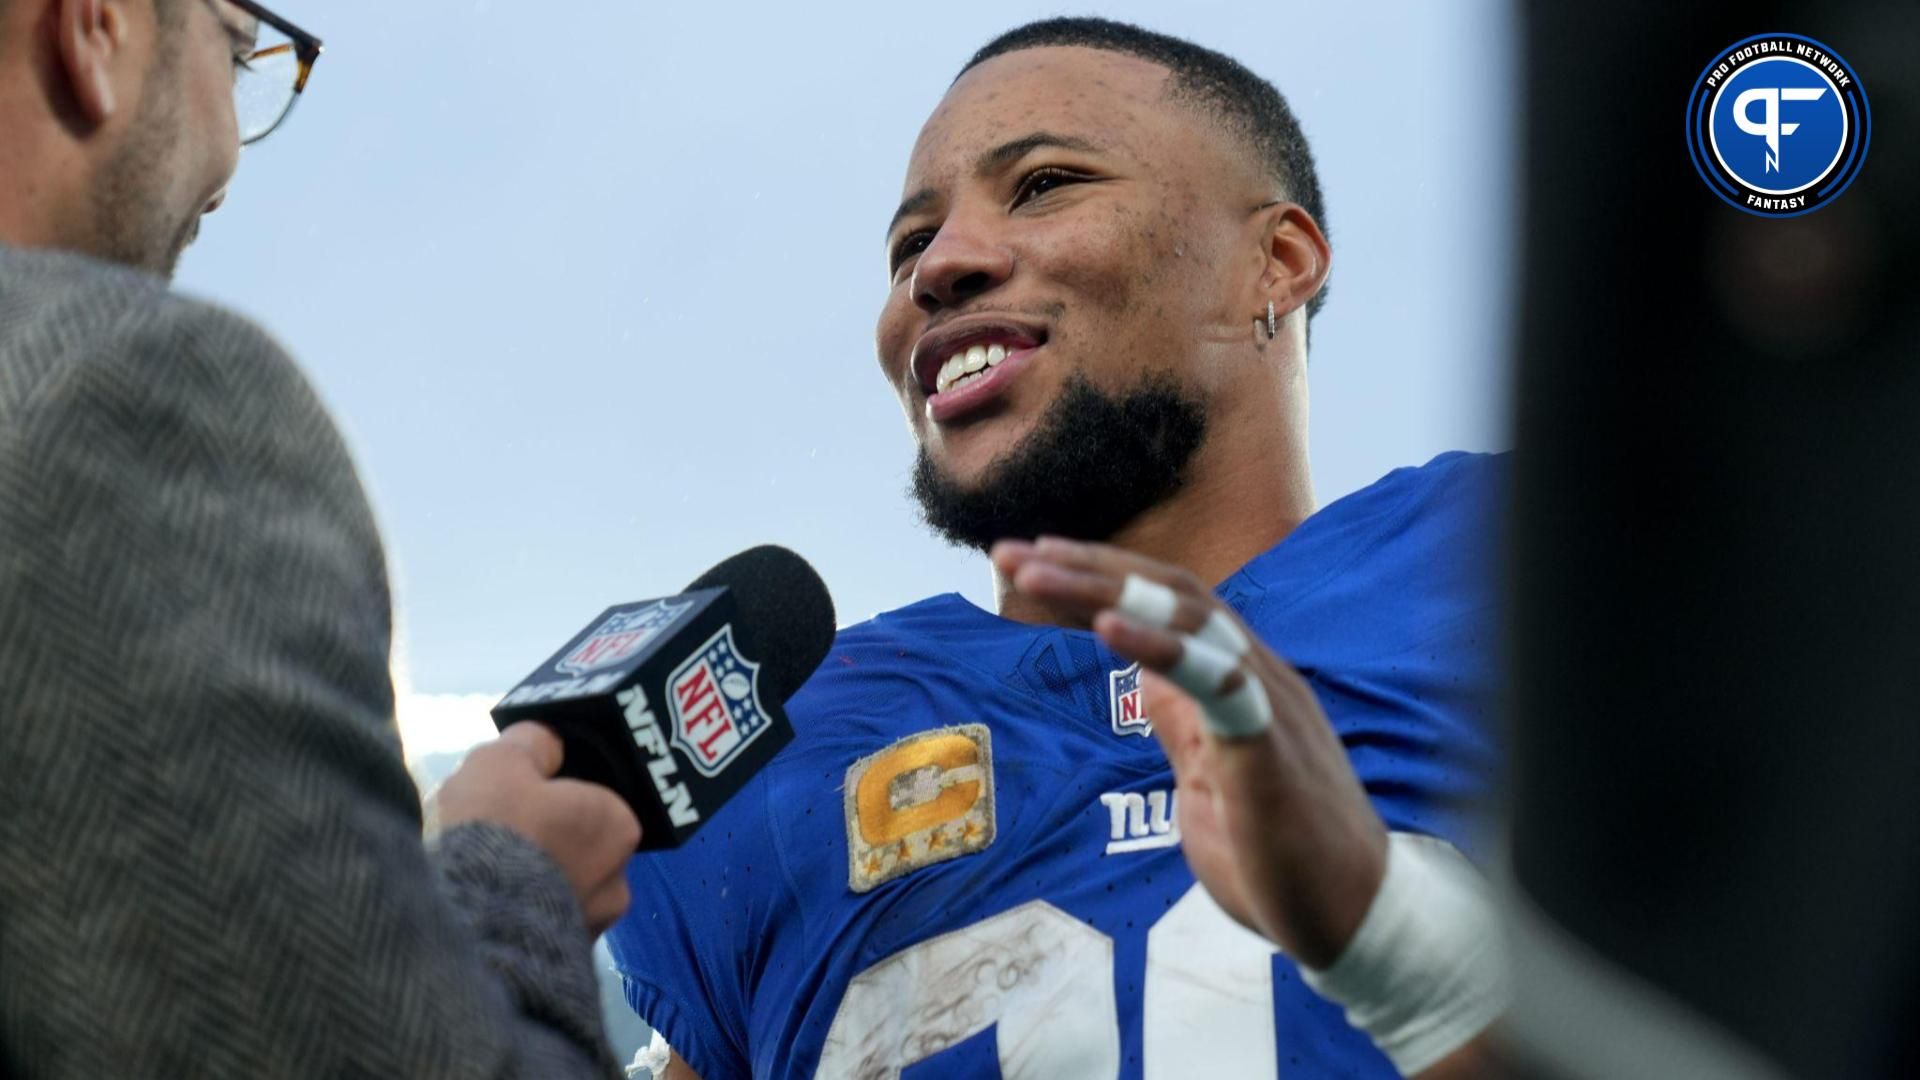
left=54, top=0, right=128, bottom=126
left=1256, top=203, right=1332, bottom=323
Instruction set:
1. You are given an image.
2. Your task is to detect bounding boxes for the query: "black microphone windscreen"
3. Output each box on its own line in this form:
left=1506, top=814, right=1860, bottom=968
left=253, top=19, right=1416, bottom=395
left=684, top=545, right=835, bottom=702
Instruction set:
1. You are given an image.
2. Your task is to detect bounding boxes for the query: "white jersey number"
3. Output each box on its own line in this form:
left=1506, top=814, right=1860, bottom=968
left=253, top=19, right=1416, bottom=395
left=816, top=887, right=1279, bottom=1079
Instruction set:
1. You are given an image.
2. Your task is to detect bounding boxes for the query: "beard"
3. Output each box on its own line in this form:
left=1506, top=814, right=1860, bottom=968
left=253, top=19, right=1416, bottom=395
left=910, top=370, right=1209, bottom=552
left=86, top=46, right=194, bottom=277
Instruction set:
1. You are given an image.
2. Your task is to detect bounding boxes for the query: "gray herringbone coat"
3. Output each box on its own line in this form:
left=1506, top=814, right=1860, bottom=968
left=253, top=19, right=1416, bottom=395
left=0, top=247, right=621, bottom=1078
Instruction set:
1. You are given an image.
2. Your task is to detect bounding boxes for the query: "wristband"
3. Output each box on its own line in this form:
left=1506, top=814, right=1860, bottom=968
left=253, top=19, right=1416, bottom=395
left=1299, top=833, right=1509, bottom=1075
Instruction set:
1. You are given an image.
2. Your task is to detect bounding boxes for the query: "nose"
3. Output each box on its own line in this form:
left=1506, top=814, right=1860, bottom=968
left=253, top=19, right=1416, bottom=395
left=910, top=214, right=1014, bottom=314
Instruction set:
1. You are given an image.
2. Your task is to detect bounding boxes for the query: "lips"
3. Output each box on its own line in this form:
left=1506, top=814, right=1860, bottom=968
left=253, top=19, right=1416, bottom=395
left=909, top=320, right=1047, bottom=397
left=906, top=318, right=1050, bottom=424
left=925, top=341, right=1045, bottom=423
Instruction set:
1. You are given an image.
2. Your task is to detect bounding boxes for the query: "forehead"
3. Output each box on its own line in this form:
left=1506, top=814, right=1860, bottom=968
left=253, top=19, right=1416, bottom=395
left=907, top=46, right=1186, bottom=180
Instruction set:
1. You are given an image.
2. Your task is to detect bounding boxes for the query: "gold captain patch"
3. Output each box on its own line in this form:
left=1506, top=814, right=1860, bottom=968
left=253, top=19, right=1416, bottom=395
left=844, top=725, right=995, bottom=893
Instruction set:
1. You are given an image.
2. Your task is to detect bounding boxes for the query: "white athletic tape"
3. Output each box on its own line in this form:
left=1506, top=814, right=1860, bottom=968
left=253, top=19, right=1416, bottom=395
left=1117, top=574, right=1180, bottom=628
left=1202, top=676, right=1272, bottom=737
left=1299, top=833, right=1510, bottom=1075
left=1196, top=609, right=1250, bottom=657
left=1168, top=635, right=1239, bottom=697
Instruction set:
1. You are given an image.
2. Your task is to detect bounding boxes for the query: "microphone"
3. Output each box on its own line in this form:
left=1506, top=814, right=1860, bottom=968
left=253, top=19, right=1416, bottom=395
left=491, top=546, right=835, bottom=850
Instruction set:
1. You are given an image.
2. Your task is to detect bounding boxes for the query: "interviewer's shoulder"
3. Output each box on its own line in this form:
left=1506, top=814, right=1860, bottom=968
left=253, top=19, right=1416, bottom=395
left=1, top=247, right=353, bottom=476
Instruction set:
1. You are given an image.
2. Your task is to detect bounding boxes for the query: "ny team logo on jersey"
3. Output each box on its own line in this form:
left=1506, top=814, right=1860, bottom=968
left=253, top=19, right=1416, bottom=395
left=1109, top=662, right=1151, bottom=737
left=1099, top=787, right=1180, bottom=855
left=844, top=725, right=996, bottom=893
left=665, top=625, right=773, bottom=777
left=555, top=599, right=693, bottom=676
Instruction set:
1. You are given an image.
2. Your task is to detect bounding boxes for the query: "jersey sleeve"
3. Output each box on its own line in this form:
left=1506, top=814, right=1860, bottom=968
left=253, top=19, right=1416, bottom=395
left=1352, top=452, right=1508, bottom=860
left=606, top=772, right=786, bottom=1080
left=1245, top=452, right=1509, bottom=863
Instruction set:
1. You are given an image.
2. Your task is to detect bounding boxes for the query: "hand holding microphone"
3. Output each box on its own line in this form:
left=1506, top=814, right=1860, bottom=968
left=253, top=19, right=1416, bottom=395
left=432, top=546, right=834, bottom=934
left=432, top=723, right=641, bottom=934
left=491, top=546, right=837, bottom=850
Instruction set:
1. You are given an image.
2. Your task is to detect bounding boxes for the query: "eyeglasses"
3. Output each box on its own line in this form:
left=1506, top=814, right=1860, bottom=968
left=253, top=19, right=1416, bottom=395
left=218, top=1, right=323, bottom=145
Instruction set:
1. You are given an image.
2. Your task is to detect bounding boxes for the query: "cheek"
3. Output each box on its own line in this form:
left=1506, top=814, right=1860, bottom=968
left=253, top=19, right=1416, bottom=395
left=1035, top=202, right=1166, bottom=320
left=190, top=60, right=241, bottom=179
left=1036, top=197, right=1225, bottom=380
left=874, top=285, right=919, bottom=387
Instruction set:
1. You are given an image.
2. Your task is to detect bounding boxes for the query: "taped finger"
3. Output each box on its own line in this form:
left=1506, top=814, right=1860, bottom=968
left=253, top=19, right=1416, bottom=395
left=1169, top=634, right=1240, bottom=698
left=1196, top=608, right=1251, bottom=657
left=1201, top=677, right=1273, bottom=738
left=1117, top=573, right=1180, bottom=629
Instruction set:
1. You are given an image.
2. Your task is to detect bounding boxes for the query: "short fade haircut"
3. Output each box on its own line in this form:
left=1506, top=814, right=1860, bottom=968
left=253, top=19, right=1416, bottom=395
left=959, top=17, right=1331, bottom=322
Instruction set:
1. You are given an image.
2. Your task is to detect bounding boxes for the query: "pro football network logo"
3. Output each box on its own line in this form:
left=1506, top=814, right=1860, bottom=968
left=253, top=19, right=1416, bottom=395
left=666, top=625, right=773, bottom=777
left=555, top=599, right=693, bottom=676
left=1686, top=33, right=1869, bottom=217
left=1109, top=662, right=1151, bottom=738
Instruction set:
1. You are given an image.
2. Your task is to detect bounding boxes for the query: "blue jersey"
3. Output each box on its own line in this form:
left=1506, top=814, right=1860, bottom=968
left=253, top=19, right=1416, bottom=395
left=608, top=452, right=1506, bottom=1079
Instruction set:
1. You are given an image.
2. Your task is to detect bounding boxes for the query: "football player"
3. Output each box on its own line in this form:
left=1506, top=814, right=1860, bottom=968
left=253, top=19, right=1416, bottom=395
left=607, top=17, right=1508, bottom=1078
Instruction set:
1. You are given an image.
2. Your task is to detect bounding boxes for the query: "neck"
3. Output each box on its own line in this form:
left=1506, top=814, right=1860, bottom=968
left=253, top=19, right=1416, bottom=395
left=0, top=50, right=94, bottom=257
left=0, top=128, right=77, bottom=255
left=993, top=364, right=1316, bottom=624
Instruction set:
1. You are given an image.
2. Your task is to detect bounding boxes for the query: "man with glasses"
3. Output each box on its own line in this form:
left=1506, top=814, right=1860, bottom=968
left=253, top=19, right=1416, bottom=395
left=0, top=3, right=637, bottom=1076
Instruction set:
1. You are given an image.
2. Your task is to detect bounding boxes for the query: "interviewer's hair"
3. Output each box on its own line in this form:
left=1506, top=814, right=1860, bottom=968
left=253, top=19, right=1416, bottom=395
left=960, top=17, right=1331, bottom=322
left=1, top=0, right=186, bottom=43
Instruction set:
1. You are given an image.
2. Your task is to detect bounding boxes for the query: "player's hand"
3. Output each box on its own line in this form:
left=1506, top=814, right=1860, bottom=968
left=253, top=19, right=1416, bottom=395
left=431, top=722, right=642, bottom=936
left=992, top=536, right=1387, bottom=969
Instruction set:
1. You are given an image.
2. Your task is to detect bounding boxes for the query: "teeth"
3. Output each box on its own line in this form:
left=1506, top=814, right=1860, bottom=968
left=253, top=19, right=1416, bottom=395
left=935, top=354, right=963, bottom=394
left=932, top=340, right=1022, bottom=395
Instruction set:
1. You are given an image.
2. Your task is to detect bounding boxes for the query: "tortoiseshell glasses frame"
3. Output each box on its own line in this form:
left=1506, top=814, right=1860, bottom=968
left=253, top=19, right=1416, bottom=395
left=220, top=0, right=323, bottom=145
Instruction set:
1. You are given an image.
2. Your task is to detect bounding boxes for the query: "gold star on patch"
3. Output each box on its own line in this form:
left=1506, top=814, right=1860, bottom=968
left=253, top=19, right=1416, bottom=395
left=926, top=827, right=948, bottom=853
left=960, top=820, right=982, bottom=844
left=864, top=853, right=884, bottom=877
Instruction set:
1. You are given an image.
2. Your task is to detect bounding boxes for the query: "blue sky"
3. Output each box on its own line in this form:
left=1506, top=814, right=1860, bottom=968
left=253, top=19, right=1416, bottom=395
left=176, top=0, right=1517, bottom=758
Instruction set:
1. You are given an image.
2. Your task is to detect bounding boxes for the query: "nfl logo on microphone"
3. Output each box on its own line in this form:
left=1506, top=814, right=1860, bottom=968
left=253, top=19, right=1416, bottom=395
left=556, top=599, right=693, bottom=676
left=1110, top=662, right=1151, bottom=737
left=668, top=626, right=774, bottom=777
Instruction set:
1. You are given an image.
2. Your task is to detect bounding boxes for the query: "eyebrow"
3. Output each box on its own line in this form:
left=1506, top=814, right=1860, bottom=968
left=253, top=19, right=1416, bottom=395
left=977, top=131, right=1103, bottom=173
left=885, top=189, right=939, bottom=240
left=884, top=130, right=1108, bottom=239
